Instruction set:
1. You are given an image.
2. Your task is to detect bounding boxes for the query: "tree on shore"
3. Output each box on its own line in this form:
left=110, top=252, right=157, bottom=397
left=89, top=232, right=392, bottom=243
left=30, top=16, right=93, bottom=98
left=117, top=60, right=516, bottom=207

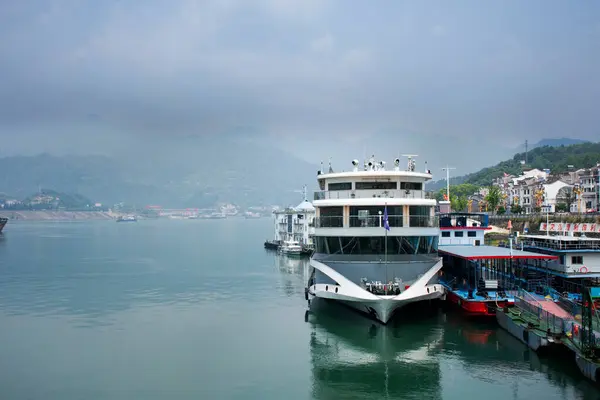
left=485, top=186, right=502, bottom=214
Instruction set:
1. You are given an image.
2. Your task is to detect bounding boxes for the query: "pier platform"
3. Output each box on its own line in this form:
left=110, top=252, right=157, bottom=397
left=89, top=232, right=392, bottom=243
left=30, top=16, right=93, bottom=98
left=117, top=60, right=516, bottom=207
left=439, top=245, right=558, bottom=317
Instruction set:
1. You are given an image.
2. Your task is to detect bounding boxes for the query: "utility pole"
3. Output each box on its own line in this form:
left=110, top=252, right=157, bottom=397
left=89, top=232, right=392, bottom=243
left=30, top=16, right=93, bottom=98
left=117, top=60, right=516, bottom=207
left=525, top=140, right=528, bottom=165
left=441, top=166, right=456, bottom=200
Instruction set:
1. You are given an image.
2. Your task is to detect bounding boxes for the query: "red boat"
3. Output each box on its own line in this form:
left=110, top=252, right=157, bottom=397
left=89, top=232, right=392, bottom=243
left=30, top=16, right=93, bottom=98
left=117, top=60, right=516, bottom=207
left=436, top=210, right=557, bottom=317
left=443, top=285, right=513, bottom=316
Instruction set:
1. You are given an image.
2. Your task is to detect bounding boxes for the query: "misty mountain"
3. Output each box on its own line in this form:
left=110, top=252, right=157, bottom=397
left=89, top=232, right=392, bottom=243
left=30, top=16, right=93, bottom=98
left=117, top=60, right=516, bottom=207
left=0, top=138, right=318, bottom=208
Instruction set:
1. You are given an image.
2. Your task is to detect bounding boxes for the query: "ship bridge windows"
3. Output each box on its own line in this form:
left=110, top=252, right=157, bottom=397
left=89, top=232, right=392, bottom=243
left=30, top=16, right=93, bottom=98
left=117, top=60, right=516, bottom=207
left=315, top=236, right=439, bottom=255
left=401, top=182, right=422, bottom=191
left=355, top=181, right=397, bottom=190
left=349, top=206, right=402, bottom=227
left=328, top=182, right=352, bottom=191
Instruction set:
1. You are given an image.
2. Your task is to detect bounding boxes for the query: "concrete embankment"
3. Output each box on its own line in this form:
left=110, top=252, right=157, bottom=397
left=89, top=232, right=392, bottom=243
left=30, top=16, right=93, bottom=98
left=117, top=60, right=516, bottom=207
left=0, top=211, right=118, bottom=221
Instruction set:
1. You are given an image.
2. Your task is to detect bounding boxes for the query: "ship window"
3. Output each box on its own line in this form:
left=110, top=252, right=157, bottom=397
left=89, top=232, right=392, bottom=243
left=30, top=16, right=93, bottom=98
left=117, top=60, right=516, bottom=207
left=318, top=179, right=325, bottom=190
left=314, top=236, right=438, bottom=255
left=318, top=207, right=343, bottom=228
left=400, top=182, right=423, bottom=190
left=328, top=182, right=352, bottom=191
left=454, top=231, right=464, bottom=237
left=441, top=231, right=450, bottom=237
left=349, top=206, right=402, bottom=227
left=355, top=181, right=397, bottom=190
left=409, top=205, right=431, bottom=227
left=572, top=256, right=583, bottom=265
left=467, top=231, right=477, bottom=237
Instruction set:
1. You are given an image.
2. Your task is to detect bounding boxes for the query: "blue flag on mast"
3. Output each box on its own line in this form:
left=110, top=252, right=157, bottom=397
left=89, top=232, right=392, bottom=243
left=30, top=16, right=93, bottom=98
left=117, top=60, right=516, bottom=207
left=383, top=205, right=390, bottom=231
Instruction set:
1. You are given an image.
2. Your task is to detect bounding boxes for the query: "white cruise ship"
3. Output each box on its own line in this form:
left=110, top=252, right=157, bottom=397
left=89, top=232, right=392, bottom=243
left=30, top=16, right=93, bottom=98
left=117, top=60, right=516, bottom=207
left=305, top=155, right=444, bottom=324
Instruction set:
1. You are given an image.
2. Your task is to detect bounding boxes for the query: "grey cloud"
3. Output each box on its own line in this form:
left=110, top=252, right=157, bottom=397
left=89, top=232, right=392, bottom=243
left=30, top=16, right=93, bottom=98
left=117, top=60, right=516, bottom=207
left=0, top=0, right=599, bottom=172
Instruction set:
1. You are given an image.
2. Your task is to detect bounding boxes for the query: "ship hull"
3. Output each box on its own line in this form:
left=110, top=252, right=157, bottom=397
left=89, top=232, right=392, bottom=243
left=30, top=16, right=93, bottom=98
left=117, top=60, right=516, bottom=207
left=307, top=258, right=444, bottom=324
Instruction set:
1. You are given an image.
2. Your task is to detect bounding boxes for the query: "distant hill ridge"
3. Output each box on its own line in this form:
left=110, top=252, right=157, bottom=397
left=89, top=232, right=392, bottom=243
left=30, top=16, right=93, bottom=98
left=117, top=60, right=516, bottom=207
left=0, top=137, right=318, bottom=207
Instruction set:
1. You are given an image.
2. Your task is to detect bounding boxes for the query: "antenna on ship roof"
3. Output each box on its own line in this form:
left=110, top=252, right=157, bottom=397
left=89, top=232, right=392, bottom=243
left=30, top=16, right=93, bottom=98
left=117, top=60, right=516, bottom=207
left=328, top=157, right=333, bottom=173
left=302, top=184, right=307, bottom=201
left=402, top=154, right=418, bottom=172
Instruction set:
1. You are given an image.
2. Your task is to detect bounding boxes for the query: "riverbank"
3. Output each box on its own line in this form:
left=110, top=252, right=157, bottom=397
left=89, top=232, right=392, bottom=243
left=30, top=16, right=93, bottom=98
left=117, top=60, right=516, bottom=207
left=0, top=210, right=119, bottom=221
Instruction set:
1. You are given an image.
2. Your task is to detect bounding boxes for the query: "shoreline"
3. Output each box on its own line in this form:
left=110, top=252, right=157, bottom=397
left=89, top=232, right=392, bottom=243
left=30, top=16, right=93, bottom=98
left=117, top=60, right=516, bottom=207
left=0, top=210, right=120, bottom=221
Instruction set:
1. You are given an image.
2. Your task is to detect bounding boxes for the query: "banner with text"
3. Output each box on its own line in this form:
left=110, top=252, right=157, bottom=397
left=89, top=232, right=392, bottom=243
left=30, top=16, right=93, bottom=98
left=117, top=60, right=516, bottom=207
left=539, top=223, right=600, bottom=233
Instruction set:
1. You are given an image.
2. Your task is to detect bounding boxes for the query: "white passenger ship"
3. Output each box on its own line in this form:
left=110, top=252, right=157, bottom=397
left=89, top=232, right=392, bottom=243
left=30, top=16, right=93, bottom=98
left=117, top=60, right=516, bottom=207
left=305, top=155, right=444, bottom=323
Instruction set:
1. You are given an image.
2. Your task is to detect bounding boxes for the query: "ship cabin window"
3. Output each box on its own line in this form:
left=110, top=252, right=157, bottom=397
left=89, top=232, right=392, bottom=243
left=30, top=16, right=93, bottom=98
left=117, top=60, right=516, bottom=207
left=318, top=207, right=343, bottom=228
left=318, top=179, right=325, bottom=190
left=454, top=231, right=464, bottom=237
left=401, top=182, right=423, bottom=191
left=467, top=231, right=477, bottom=237
left=355, top=181, right=397, bottom=190
left=572, top=256, right=583, bottom=265
left=349, top=206, right=402, bottom=227
left=409, top=205, right=431, bottom=226
left=441, top=231, right=451, bottom=237
left=315, top=236, right=439, bottom=255
left=328, top=182, right=352, bottom=191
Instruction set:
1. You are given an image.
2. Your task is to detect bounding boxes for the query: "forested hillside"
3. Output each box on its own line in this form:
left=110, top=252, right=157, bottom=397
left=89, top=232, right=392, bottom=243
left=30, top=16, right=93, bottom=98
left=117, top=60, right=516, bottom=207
left=462, top=142, right=600, bottom=187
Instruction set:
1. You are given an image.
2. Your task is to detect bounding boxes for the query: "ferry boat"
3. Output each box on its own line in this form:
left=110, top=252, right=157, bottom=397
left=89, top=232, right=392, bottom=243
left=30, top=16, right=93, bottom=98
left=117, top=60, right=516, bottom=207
left=279, top=240, right=303, bottom=256
left=513, top=223, right=600, bottom=301
left=305, top=155, right=444, bottom=324
left=0, top=217, right=7, bottom=233
left=437, top=210, right=556, bottom=317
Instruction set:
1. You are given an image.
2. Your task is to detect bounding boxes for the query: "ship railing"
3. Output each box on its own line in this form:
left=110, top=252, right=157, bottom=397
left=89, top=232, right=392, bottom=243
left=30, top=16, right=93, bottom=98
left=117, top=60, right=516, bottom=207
left=314, top=216, right=344, bottom=228
left=409, top=215, right=439, bottom=228
left=521, top=239, right=600, bottom=251
left=313, top=189, right=425, bottom=201
left=314, top=215, right=439, bottom=229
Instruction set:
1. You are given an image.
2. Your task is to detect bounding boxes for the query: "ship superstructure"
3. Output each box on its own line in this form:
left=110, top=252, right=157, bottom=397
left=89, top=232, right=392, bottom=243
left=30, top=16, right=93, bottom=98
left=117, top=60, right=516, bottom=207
left=305, top=155, right=444, bottom=323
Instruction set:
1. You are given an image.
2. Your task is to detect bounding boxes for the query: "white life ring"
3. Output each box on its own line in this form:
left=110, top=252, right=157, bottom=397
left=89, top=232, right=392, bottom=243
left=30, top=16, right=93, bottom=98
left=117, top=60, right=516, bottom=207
left=580, top=266, right=589, bottom=273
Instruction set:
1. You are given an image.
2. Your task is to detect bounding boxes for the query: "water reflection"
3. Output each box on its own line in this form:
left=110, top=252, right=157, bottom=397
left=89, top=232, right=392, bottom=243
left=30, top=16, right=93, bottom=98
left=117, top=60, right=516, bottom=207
left=441, top=312, right=599, bottom=398
left=273, top=253, right=308, bottom=298
left=306, top=300, right=443, bottom=400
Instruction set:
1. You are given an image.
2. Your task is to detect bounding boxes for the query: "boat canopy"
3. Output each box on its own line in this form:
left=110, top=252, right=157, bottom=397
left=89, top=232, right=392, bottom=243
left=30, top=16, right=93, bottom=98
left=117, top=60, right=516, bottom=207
left=438, top=245, right=558, bottom=260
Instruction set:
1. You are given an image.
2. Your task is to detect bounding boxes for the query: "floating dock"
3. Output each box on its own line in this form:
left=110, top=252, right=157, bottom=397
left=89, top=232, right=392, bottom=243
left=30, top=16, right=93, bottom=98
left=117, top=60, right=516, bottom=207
left=439, top=245, right=558, bottom=317
left=494, top=284, right=600, bottom=383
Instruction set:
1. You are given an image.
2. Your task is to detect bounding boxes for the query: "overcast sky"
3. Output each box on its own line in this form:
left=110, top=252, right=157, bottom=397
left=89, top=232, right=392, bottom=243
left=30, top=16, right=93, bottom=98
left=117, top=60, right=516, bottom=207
left=1, top=0, right=599, bottom=175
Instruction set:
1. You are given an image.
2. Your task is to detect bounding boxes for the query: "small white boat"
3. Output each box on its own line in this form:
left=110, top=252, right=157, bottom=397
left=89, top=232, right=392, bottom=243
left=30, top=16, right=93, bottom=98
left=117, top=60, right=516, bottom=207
left=116, top=215, right=137, bottom=222
left=279, top=240, right=303, bottom=256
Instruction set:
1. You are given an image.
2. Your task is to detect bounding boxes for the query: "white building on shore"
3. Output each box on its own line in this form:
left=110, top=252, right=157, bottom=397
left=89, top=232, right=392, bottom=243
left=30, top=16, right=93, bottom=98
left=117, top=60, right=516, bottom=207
left=273, top=187, right=316, bottom=247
